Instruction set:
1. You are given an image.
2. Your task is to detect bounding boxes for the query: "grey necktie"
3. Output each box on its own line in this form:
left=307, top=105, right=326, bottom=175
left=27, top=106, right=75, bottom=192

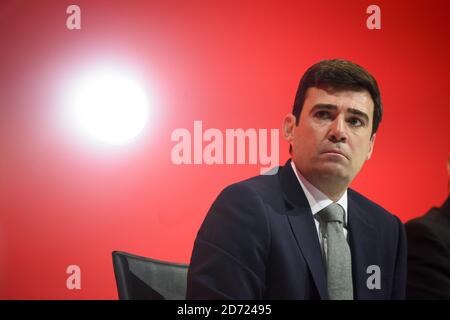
left=316, top=203, right=354, bottom=300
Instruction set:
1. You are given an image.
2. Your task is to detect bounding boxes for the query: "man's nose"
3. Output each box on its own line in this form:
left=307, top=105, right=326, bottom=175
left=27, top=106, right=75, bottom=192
left=328, top=116, right=348, bottom=143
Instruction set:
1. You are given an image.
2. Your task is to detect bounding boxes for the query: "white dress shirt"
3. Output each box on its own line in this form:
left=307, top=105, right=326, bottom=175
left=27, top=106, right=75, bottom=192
left=290, top=161, right=349, bottom=261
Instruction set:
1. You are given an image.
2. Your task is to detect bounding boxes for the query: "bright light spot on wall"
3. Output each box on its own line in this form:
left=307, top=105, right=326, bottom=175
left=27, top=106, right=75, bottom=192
left=67, top=71, right=149, bottom=145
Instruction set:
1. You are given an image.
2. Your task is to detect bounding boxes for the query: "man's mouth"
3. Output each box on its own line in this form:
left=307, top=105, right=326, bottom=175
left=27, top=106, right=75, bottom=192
left=321, top=149, right=348, bottom=159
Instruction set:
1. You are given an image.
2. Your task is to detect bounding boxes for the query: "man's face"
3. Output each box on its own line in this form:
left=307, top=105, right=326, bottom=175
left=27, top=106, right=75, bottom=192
left=284, top=87, right=376, bottom=186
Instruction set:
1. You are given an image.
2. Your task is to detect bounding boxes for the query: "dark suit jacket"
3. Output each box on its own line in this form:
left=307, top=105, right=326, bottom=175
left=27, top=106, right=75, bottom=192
left=186, top=160, right=406, bottom=299
left=405, top=196, right=450, bottom=299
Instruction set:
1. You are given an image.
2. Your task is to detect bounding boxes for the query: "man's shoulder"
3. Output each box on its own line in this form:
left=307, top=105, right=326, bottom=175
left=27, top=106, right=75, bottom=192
left=348, top=188, right=400, bottom=224
left=217, top=170, right=283, bottom=204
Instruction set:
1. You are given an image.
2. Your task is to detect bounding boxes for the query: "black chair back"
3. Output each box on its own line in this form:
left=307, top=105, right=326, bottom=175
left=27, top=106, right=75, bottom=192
left=112, top=251, right=188, bottom=300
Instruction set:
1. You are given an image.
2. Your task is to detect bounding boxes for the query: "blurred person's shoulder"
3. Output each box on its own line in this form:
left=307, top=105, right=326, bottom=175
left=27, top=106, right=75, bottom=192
left=406, top=197, right=450, bottom=241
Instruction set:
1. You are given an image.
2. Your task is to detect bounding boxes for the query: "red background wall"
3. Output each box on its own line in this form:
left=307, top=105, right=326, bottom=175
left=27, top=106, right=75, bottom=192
left=0, top=0, right=448, bottom=299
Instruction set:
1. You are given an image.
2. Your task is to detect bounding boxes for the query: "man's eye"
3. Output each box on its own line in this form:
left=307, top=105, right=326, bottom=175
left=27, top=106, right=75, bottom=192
left=315, top=111, right=330, bottom=119
left=348, top=117, right=363, bottom=127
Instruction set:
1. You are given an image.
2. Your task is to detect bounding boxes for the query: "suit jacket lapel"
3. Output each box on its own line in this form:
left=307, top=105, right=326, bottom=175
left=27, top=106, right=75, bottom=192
left=347, top=194, right=378, bottom=299
left=278, top=160, right=328, bottom=300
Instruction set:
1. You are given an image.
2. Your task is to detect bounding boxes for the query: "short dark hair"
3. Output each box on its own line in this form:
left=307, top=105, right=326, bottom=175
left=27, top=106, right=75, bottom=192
left=291, top=59, right=382, bottom=139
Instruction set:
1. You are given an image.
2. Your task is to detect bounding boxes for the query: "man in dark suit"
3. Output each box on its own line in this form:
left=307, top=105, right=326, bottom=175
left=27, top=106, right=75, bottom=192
left=406, top=158, right=450, bottom=299
left=186, top=59, right=407, bottom=299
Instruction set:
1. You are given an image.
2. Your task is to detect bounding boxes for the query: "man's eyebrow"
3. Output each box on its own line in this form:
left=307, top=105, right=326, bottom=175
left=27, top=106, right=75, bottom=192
left=310, top=104, right=338, bottom=112
left=348, top=108, right=369, bottom=123
left=311, top=104, right=370, bottom=123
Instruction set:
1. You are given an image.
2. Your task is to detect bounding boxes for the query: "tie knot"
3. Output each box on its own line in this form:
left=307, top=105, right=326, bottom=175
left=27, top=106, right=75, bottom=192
left=317, top=203, right=345, bottom=224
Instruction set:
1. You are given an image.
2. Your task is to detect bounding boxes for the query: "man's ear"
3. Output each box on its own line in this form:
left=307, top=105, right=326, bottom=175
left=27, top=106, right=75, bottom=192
left=367, top=133, right=376, bottom=160
left=283, top=113, right=296, bottom=143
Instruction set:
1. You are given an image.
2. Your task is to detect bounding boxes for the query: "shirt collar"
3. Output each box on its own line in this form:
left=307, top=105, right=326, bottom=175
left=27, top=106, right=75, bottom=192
left=290, top=160, right=348, bottom=226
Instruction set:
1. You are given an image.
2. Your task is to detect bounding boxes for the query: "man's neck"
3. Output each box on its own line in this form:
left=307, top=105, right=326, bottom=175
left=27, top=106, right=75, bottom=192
left=295, top=168, right=349, bottom=202
left=311, top=181, right=347, bottom=202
